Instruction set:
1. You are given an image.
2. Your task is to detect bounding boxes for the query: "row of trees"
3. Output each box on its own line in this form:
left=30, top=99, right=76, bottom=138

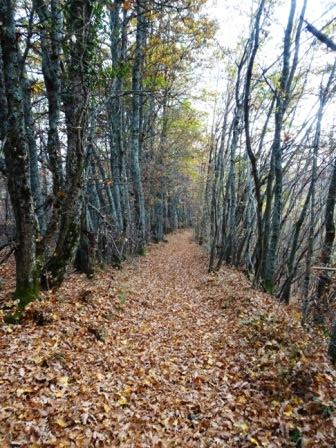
left=197, top=0, right=336, bottom=360
left=0, top=0, right=212, bottom=312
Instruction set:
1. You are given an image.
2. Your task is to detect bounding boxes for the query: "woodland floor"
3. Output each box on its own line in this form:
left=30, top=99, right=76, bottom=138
left=0, top=231, right=336, bottom=447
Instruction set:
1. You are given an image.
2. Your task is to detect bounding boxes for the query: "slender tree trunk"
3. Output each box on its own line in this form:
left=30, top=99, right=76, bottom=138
left=23, top=83, right=46, bottom=233
left=280, top=185, right=312, bottom=303
left=42, top=0, right=94, bottom=288
left=34, top=0, right=64, bottom=254
left=108, top=0, right=126, bottom=232
left=209, top=122, right=227, bottom=272
left=199, top=140, right=214, bottom=246
left=0, top=1, right=40, bottom=306
left=302, top=62, right=336, bottom=319
left=216, top=47, right=247, bottom=270
left=130, top=0, right=147, bottom=251
left=262, top=0, right=298, bottom=292
left=316, top=156, right=336, bottom=306
left=243, top=0, right=265, bottom=281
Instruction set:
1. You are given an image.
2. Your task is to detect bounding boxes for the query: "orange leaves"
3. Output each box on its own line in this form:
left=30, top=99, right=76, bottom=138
left=57, top=190, right=66, bottom=199
left=0, top=231, right=335, bottom=446
left=122, top=0, right=132, bottom=11
left=106, top=1, right=132, bottom=12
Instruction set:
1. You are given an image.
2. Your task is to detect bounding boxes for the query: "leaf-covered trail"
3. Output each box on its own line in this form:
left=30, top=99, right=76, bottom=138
left=0, top=231, right=336, bottom=447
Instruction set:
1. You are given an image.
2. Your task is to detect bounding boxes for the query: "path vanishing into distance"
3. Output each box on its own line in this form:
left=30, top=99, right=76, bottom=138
left=0, top=231, right=335, bottom=447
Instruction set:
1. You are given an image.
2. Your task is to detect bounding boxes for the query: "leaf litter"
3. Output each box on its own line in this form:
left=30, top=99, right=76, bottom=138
left=0, top=231, right=335, bottom=447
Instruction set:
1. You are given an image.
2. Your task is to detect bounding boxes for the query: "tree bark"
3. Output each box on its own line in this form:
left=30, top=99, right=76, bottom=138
left=0, top=0, right=40, bottom=306
left=41, top=0, right=94, bottom=288
left=130, top=0, right=147, bottom=251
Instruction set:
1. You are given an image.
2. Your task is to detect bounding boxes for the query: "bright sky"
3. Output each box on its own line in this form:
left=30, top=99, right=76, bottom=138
left=207, top=0, right=336, bottom=48
left=194, top=0, right=336, bottom=130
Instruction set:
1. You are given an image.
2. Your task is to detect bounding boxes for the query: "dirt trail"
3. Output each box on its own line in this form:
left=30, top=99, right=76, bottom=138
left=0, top=231, right=335, bottom=447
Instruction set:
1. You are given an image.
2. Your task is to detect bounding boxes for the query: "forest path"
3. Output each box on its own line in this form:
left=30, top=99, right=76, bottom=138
left=1, top=231, right=335, bottom=447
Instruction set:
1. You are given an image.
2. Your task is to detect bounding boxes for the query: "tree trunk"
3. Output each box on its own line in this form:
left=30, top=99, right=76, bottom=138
left=41, top=0, right=94, bottom=289
left=0, top=1, right=40, bottom=306
left=302, top=62, right=336, bottom=320
left=262, top=0, right=297, bottom=292
left=130, top=0, right=147, bottom=251
left=34, top=0, right=64, bottom=253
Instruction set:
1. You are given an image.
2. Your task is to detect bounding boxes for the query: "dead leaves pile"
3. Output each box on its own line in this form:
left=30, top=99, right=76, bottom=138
left=0, top=231, right=335, bottom=447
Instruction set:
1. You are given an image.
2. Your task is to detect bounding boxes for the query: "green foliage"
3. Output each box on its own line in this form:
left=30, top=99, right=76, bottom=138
left=14, top=279, right=40, bottom=309
left=117, top=288, right=128, bottom=306
left=4, top=310, right=22, bottom=325
left=99, top=62, right=132, bottom=84
left=138, top=247, right=148, bottom=257
left=143, top=73, right=169, bottom=90
left=289, top=428, right=301, bottom=444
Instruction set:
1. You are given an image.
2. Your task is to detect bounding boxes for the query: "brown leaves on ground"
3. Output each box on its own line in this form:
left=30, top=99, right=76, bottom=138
left=0, top=231, right=335, bottom=447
